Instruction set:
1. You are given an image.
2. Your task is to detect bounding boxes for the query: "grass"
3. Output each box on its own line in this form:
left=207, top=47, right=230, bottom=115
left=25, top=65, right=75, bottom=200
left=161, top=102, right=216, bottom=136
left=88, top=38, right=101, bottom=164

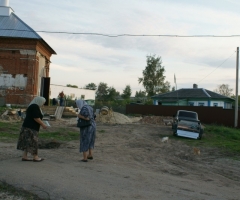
left=0, top=121, right=80, bottom=142
left=40, top=130, right=79, bottom=141
left=175, top=124, right=240, bottom=155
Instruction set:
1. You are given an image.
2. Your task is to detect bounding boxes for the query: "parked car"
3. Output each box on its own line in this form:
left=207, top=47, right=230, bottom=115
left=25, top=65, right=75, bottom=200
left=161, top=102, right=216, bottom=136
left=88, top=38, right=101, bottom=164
left=172, top=110, right=203, bottom=140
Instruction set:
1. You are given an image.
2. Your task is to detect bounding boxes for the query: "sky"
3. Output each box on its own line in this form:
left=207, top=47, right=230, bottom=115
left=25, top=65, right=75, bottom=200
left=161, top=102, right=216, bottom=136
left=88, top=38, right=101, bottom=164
left=9, top=0, right=240, bottom=95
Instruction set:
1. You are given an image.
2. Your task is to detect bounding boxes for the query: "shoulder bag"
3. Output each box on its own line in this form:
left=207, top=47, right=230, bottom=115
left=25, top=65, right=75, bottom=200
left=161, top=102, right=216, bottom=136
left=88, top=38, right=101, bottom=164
left=77, top=118, right=91, bottom=128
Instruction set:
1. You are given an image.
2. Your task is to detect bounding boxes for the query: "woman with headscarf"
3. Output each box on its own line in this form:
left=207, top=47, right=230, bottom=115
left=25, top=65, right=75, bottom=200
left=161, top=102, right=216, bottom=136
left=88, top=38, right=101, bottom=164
left=17, top=96, right=47, bottom=162
left=76, top=100, right=96, bottom=162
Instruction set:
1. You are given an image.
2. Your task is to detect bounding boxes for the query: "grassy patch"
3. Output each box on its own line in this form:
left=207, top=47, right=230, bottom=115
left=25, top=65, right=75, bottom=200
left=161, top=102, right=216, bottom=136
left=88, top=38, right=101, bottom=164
left=0, top=121, right=79, bottom=142
left=40, top=130, right=79, bottom=141
left=177, top=124, right=240, bottom=155
left=98, top=130, right=105, bottom=133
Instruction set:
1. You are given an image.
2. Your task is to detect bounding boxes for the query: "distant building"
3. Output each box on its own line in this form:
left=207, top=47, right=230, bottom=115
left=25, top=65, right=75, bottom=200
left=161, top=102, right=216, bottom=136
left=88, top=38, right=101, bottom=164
left=50, top=84, right=96, bottom=106
left=0, top=0, right=56, bottom=106
left=151, top=84, right=234, bottom=109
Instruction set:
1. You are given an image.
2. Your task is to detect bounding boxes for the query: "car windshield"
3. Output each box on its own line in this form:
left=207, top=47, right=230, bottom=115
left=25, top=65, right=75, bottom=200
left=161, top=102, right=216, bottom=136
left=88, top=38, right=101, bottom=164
left=178, top=111, right=197, bottom=119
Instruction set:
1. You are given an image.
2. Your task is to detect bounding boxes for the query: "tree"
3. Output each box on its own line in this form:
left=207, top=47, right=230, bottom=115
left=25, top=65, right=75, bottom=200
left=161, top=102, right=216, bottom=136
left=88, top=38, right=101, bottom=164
left=66, top=84, right=78, bottom=88
left=96, top=82, right=109, bottom=101
left=135, top=90, right=146, bottom=98
left=107, top=87, right=120, bottom=101
left=121, top=85, right=132, bottom=99
left=85, top=83, right=97, bottom=90
left=214, top=84, right=233, bottom=97
left=138, top=55, right=170, bottom=96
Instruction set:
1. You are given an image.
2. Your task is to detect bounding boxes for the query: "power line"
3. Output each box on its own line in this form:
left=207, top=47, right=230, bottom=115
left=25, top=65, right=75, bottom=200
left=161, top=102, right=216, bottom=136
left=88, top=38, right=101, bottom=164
left=197, top=51, right=236, bottom=84
left=1, top=29, right=240, bottom=37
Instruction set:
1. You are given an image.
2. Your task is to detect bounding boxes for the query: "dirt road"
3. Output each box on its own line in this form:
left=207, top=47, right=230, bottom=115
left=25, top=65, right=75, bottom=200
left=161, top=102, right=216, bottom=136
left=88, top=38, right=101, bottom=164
left=0, top=121, right=240, bottom=200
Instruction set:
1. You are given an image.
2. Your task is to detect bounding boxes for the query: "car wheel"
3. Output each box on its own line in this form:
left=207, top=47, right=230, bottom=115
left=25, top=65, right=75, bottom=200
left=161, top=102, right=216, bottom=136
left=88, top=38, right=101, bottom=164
left=173, top=130, right=177, bottom=136
left=198, top=130, right=203, bottom=140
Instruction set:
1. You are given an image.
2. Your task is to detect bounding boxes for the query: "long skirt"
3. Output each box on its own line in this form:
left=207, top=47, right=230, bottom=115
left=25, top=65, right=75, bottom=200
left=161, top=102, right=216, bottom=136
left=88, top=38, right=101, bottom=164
left=17, top=127, right=39, bottom=155
left=80, top=125, right=96, bottom=153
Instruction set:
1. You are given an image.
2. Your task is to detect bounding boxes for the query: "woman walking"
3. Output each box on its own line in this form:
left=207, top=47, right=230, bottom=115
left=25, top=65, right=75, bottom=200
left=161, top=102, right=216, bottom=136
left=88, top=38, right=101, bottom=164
left=76, top=100, right=96, bottom=162
left=17, top=96, right=47, bottom=162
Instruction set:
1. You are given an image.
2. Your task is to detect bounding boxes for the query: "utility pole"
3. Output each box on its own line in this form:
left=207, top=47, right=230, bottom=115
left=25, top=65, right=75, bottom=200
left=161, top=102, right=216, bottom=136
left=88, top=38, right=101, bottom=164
left=174, top=74, right=179, bottom=106
left=234, top=47, right=239, bottom=128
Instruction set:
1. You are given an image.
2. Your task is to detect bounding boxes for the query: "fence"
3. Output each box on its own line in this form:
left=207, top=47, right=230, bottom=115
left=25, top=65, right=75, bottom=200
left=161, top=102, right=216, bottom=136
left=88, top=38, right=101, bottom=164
left=126, top=105, right=240, bottom=128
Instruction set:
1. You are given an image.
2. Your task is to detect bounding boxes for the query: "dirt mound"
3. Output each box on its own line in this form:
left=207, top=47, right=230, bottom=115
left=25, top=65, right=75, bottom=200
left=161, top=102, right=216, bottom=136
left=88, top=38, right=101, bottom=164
left=140, top=116, right=173, bottom=125
left=96, top=112, right=132, bottom=124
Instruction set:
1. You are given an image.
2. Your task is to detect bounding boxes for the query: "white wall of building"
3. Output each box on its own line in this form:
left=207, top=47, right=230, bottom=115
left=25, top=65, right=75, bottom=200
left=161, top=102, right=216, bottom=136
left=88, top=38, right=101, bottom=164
left=188, top=101, right=208, bottom=106
left=210, top=101, right=224, bottom=107
left=0, top=74, right=27, bottom=89
left=37, top=52, right=47, bottom=96
left=189, top=100, right=227, bottom=108
left=50, top=84, right=96, bottom=100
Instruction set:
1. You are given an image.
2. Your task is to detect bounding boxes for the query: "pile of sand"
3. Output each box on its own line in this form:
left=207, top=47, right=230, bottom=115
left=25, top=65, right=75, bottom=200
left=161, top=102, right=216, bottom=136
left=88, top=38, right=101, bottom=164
left=96, top=112, right=141, bottom=124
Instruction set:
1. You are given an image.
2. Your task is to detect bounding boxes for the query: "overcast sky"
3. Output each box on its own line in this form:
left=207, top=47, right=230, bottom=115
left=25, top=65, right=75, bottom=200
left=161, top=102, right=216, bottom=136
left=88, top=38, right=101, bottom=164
left=10, top=0, right=240, bottom=95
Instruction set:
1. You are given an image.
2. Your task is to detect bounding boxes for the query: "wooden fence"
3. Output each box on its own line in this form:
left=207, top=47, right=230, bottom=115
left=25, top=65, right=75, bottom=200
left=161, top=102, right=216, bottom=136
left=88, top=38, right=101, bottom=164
left=126, top=105, right=240, bottom=128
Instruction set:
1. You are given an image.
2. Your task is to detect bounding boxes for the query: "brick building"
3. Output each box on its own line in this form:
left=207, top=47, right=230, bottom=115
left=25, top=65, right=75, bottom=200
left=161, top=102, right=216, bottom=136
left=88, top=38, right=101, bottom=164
left=0, top=0, right=56, bottom=106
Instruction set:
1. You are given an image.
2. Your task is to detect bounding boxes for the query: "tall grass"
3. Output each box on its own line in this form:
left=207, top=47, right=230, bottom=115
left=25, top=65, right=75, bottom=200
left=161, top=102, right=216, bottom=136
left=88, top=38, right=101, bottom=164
left=181, top=124, right=240, bottom=154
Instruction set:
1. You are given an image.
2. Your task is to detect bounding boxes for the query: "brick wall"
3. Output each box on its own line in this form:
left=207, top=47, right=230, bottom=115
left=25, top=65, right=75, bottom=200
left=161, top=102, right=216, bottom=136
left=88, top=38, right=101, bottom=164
left=0, top=38, right=53, bottom=106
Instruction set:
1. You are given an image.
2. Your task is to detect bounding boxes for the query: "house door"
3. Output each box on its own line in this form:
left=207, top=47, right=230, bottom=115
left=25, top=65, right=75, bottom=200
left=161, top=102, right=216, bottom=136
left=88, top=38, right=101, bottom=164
left=40, top=77, right=50, bottom=106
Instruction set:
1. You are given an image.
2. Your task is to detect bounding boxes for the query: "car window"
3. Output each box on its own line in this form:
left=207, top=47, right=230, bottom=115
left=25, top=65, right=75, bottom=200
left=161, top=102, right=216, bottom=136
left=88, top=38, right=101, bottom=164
left=179, top=112, right=196, bottom=119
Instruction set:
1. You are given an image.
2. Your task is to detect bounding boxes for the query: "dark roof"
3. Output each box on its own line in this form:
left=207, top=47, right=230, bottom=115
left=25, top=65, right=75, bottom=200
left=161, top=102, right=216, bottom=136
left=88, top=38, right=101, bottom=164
left=152, top=88, right=234, bottom=101
left=0, top=12, right=56, bottom=54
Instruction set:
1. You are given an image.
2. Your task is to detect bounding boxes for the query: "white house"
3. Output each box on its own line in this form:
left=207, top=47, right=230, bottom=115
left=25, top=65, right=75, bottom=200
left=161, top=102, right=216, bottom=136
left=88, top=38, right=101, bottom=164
left=50, top=84, right=96, bottom=105
left=151, top=84, right=234, bottom=109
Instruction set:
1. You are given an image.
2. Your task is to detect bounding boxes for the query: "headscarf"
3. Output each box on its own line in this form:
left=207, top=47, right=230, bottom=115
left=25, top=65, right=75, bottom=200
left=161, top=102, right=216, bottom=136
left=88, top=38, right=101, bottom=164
left=29, top=96, right=46, bottom=107
left=28, top=96, right=46, bottom=114
left=75, top=100, right=87, bottom=110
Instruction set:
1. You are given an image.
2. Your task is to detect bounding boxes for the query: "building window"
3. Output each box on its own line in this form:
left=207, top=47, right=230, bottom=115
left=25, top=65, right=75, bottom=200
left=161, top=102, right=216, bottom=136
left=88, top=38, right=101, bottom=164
left=198, top=103, right=204, bottom=106
left=81, top=95, right=85, bottom=100
left=213, top=103, right=218, bottom=107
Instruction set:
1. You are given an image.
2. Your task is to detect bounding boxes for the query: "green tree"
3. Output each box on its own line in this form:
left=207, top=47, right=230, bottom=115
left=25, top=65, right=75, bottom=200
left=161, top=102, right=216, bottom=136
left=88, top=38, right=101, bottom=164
left=159, top=81, right=171, bottom=93
left=66, top=84, right=78, bottom=88
left=135, top=90, right=146, bottom=98
left=107, top=87, right=120, bottom=101
left=121, top=85, right=132, bottom=99
left=135, top=90, right=146, bottom=103
left=85, top=83, right=97, bottom=90
left=96, top=82, right=109, bottom=101
left=214, top=84, right=233, bottom=97
left=138, top=55, right=170, bottom=96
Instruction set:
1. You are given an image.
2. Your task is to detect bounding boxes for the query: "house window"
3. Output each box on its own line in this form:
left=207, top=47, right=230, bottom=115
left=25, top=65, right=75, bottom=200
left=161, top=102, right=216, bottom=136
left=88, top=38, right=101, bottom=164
left=189, top=102, right=194, bottom=106
left=198, top=103, right=204, bottom=106
left=81, top=95, right=85, bottom=100
left=213, top=103, right=218, bottom=107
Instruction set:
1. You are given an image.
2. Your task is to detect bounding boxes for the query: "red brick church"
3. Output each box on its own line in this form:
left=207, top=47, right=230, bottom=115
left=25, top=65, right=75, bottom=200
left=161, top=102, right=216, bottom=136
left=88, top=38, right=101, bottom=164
left=0, top=0, right=56, bottom=106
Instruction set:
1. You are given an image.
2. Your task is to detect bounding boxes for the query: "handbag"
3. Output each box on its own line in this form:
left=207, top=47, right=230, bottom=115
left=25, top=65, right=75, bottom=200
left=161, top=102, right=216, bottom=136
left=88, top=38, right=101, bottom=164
left=77, top=118, right=91, bottom=128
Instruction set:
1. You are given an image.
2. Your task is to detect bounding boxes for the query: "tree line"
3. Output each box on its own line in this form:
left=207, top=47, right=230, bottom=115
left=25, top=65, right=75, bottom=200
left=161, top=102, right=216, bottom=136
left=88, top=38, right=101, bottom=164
left=67, top=55, right=172, bottom=102
left=66, top=55, right=238, bottom=104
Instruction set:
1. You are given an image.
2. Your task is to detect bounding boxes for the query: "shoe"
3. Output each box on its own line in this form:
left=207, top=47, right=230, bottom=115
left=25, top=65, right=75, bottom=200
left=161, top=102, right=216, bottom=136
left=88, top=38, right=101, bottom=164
left=22, top=158, right=33, bottom=161
left=87, top=156, right=93, bottom=160
left=33, top=158, right=44, bottom=162
left=81, top=159, right=88, bottom=162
